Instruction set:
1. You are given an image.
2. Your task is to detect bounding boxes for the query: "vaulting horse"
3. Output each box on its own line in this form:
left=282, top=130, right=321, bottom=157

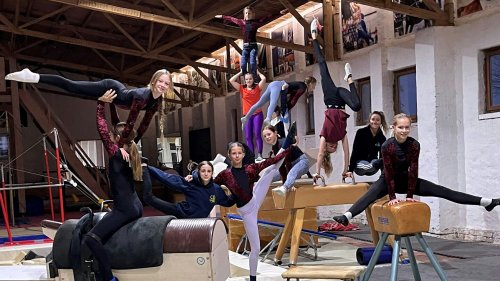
left=42, top=214, right=230, bottom=281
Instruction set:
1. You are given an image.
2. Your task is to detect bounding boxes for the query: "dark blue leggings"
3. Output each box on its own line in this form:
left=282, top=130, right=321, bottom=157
left=39, top=75, right=132, bottom=105
left=82, top=198, right=142, bottom=281
left=348, top=177, right=482, bottom=217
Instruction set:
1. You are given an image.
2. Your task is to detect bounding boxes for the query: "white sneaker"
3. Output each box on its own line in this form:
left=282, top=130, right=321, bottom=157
left=5, top=68, right=40, bottom=83
left=211, top=154, right=226, bottom=165
left=241, top=116, right=247, bottom=131
left=344, top=63, right=352, bottom=82
left=272, top=185, right=287, bottom=197
left=310, top=18, right=318, bottom=35
left=255, top=156, right=264, bottom=162
left=263, top=118, right=270, bottom=127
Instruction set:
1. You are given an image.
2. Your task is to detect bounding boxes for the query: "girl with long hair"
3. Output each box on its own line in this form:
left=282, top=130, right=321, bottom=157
left=333, top=113, right=500, bottom=226
left=5, top=68, right=173, bottom=144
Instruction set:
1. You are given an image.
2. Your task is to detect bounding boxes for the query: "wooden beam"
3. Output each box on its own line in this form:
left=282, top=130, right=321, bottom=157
left=160, top=0, right=187, bottom=22
left=45, top=0, right=314, bottom=54
left=176, top=47, right=216, bottom=59
left=179, top=52, right=219, bottom=90
left=352, top=0, right=448, bottom=21
left=19, top=6, right=71, bottom=29
left=74, top=31, right=119, bottom=72
left=279, top=0, right=324, bottom=45
left=0, top=25, right=239, bottom=74
left=14, top=39, right=47, bottom=54
left=0, top=13, right=16, bottom=30
left=147, top=21, right=154, bottom=51
left=123, top=59, right=156, bottom=75
left=150, top=31, right=201, bottom=55
left=421, top=0, right=442, bottom=13
left=332, top=0, right=341, bottom=60
left=174, top=81, right=218, bottom=95
left=189, top=0, right=196, bottom=22
left=151, top=24, right=168, bottom=49
left=323, top=0, right=334, bottom=61
left=102, top=13, right=146, bottom=52
left=226, top=38, right=242, bottom=55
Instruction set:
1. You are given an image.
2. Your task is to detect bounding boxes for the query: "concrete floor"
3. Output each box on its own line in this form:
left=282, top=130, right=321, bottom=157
left=2, top=220, right=500, bottom=281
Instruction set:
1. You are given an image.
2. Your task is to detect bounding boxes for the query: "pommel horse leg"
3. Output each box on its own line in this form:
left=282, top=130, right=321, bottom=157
left=362, top=201, right=448, bottom=281
left=274, top=208, right=305, bottom=265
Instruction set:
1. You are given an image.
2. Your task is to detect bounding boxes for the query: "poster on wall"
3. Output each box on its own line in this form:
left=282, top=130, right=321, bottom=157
left=304, top=8, right=324, bottom=66
left=271, top=22, right=295, bottom=77
left=457, top=0, right=499, bottom=17
left=393, top=0, right=441, bottom=37
left=341, top=1, right=379, bottom=53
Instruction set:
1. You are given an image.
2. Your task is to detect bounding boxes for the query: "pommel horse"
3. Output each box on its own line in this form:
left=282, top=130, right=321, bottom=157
left=362, top=200, right=449, bottom=281
left=271, top=178, right=379, bottom=265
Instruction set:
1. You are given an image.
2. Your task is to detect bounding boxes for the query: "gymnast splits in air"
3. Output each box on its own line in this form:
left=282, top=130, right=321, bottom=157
left=5, top=68, right=173, bottom=143
left=310, top=18, right=361, bottom=180
left=333, top=113, right=500, bottom=226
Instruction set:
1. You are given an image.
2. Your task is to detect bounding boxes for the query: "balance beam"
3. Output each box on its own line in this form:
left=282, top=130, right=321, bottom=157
left=272, top=182, right=380, bottom=265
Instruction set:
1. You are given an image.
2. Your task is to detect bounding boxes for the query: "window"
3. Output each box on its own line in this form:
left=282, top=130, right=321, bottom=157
left=485, top=47, right=500, bottom=112
left=394, top=67, right=417, bottom=121
left=306, top=94, right=315, bottom=135
left=356, top=78, right=372, bottom=126
left=76, top=140, right=105, bottom=168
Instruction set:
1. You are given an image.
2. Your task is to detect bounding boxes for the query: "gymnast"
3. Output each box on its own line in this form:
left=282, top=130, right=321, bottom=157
left=142, top=161, right=235, bottom=218
left=5, top=68, right=173, bottom=144
left=333, top=113, right=500, bottom=226
left=230, top=69, right=267, bottom=161
left=348, top=111, right=388, bottom=176
left=213, top=125, right=296, bottom=281
left=310, top=18, right=361, bottom=180
left=81, top=94, right=144, bottom=281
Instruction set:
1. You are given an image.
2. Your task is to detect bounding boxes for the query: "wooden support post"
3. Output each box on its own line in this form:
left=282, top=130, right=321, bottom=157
left=7, top=58, right=26, bottom=213
left=333, top=0, right=342, bottom=60
left=323, top=0, right=335, bottom=61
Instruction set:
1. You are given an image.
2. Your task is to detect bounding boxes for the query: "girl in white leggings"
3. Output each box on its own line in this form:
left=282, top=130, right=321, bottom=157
left=214, top=126, right=296, bottom=281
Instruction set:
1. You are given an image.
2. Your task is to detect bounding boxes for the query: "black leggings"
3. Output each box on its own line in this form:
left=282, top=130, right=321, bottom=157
left=82, top=198, right=142, bottom=281
left=313, top=40, right=361, bottom=112
left=348, top=177, right=482, bottom=217
left=142, top=168, right=186, bottom=218
left=39, top=75, right=130, bottom=104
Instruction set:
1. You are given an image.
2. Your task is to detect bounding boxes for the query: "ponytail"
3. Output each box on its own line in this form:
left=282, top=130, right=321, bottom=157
left=128, top=142, right=142, bottom=181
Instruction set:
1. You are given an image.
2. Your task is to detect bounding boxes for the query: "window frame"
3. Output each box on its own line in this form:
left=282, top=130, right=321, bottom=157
left=394, top=66, right=417, bottom=122
left=356, top=77, right=371, bottom=126
left=306, top=93, right=315, bottom=135
left=485, top=46, right=500, bottom=113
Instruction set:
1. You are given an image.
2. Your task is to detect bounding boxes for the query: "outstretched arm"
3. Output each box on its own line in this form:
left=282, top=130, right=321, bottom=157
left=148, top=166, right=188, bottom=193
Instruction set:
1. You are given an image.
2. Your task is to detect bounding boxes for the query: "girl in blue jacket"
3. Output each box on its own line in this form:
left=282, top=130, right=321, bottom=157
left=142, top=161, right=235, bottom=218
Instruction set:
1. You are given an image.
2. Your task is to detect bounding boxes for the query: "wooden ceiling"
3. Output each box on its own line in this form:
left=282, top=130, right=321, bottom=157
left=0, top=0, right=452, bottom=90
